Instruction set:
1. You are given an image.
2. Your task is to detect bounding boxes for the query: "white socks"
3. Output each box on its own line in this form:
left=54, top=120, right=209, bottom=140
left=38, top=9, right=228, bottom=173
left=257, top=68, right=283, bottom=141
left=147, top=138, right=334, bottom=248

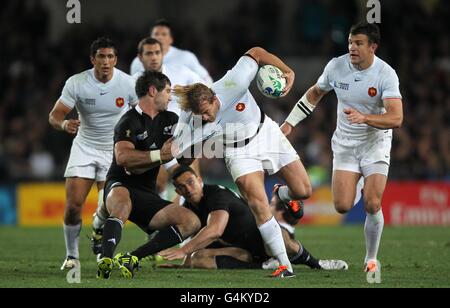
left=364, top=209, right=384, bottom=263
left=93, top=189, right=107, bottom=230
left=278, top=185, right=291, bottom=203
left=63, top=223, right=81, bottom=259
left=258, top=216, right=293, bottom=272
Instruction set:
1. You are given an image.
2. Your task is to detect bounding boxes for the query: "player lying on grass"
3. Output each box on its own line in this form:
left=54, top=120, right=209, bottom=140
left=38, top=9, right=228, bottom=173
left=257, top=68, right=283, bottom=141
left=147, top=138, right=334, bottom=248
left=154, top=165, right=348, bottom=271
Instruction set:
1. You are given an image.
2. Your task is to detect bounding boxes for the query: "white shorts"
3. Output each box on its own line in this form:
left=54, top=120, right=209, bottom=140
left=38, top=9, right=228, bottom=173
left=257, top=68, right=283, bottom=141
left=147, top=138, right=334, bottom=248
left=225, top=116, right=300, bottom=181
left=332, top=131, right=392, bottom=177
left=64, top=138, right=113, bottom=181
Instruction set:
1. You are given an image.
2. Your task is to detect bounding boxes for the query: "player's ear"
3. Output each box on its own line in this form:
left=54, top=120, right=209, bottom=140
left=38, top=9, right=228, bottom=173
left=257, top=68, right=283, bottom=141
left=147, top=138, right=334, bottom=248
left=371, top=43, right=378, bottom=54
left=90, top=56, right=95, bottom=66
left=148, top=85, right=157, bottom=97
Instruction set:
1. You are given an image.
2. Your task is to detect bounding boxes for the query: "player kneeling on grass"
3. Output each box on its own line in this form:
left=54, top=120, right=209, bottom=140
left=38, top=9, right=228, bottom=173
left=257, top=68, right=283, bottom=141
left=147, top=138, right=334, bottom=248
left=156, top=165, right=347, bottom=272
left=96, top=71, right=200, bottom=279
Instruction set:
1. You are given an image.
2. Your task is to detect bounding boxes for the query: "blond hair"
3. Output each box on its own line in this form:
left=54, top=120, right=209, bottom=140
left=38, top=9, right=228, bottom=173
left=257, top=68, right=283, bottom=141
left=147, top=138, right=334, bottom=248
left=173, top=83, right=215, bottom=113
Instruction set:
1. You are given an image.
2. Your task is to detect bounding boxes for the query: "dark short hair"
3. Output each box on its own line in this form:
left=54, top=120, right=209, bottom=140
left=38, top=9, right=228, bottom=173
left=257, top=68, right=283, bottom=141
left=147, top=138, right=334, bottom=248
left=90, top=37, right=117, bottom=57
left=135, top=71, right=171, bottom=98
left=137, top=37, right=162, bottom=55
left=171, top=165, right=198, bottom=183
left=150, top=19, right=172, bottom=35
left=350, top=22, right=380, bottom=45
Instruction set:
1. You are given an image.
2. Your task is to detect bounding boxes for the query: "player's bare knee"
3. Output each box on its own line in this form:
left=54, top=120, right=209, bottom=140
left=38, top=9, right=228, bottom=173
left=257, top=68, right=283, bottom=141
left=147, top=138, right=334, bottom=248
left=64, top=200, right=83, bottom=223
left=107, top=204, right=130, bottom=223
left=334, top=200, right=352, bottom=214
left=364, top=197, right=381, bottom=214
left=290, top=181, right=312, bottom=200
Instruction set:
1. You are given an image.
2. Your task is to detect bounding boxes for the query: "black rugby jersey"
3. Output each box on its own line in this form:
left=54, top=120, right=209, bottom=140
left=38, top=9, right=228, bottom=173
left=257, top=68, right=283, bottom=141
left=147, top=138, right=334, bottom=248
left=184, top=185, right=263, bottom=248
left=106, top=105, right=178, bottom=192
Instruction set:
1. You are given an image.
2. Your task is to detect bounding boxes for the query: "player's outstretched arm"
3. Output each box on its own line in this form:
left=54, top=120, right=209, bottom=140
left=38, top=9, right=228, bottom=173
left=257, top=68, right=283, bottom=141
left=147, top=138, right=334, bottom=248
left=344, top=98, right=403, bottom=129
left=159, top=210, right=229, bottom=260
left=281, top=84, right=328, bottom=136
left=245, top=47, right=295, bottom=96
left=48, top=100, right=80, bottom=135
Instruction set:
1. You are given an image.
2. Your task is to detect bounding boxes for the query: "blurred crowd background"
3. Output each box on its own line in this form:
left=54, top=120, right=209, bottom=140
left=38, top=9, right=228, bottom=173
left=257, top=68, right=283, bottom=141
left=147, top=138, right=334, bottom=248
left=1, top=0, right=449, bottom=186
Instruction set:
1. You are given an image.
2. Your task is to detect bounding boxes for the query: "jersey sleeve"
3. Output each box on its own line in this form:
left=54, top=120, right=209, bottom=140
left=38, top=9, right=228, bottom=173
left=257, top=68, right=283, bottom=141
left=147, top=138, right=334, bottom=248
left=59, top=76, right=77, bottom=109
left=186, top=67, right=205, bottom=84
left=381, top=68, right=402, bottom=100
left=212, top=56, right=259, bottom=104
left=130, top=56, right=144, bottom=76
left=127, top=76, right=139, bottom=106
left=317, top=58, right=336, bottom=92
left=205, top=187, right=232, bottom=213
left=114, top=113, right=138, bottom=145
left=183, top=51, right=213, bottom=85
left=162, top=112, right=179, bottom=142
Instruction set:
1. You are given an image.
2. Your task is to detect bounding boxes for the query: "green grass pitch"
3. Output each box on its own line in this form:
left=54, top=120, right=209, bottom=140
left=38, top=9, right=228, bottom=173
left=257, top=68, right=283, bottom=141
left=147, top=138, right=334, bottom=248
left=0, top=225, right=449, bottom=288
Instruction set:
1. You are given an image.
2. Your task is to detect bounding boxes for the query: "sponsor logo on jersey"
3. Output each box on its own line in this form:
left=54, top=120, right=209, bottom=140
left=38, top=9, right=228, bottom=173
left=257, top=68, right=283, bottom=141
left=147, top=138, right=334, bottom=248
left=137, top=130, right=148, bottom=140
left=116, top=97, right=125, bottom=108
left=236, top=103, right=246, bottom=112
left=333, top=81, right=349, bottom=91
left=368, top=87, right=377, bottom=97
left=79, top=98, right=95, bottom=105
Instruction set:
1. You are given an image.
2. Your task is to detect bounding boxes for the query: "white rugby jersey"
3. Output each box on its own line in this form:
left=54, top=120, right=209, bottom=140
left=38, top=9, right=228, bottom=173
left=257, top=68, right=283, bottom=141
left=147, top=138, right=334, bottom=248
left=130, top=46, right=213, bottom=84
left=173, top=56, right=262, bottom=155
left=133, top=64, right=203, bottom=115
left=317, top=54, right=402, bottom=140
left=59, top=68, right=138, bottom=150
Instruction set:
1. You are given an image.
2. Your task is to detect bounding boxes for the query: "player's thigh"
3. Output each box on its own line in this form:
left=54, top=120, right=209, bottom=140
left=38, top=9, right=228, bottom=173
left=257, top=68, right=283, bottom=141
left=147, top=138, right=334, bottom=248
left=332, top=170, right=361, bottom=213
left=276, top=159, right=312, bottom=199
left=148, top=203, right=199, bottom=232
left=65, top=177, right=95, bottom=207
left=105, top=186, right=132, bottom=222
left=235, top=171, right=271, bottom=224
left=363, top=173, right=388, bottom=214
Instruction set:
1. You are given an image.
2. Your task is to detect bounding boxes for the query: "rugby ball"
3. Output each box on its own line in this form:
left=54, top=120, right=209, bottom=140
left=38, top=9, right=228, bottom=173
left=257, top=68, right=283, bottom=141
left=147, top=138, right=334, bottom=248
left=256, top=65, right=286, bottom=98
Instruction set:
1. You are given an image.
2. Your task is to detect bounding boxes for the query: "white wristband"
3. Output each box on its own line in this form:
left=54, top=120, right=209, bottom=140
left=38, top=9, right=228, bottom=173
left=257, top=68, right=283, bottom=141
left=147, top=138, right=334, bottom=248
left=61, top=120, right=68, bottom=131
left=149, top=150, right=162, bottom=163
left=285, top=93, right=316, bottom=127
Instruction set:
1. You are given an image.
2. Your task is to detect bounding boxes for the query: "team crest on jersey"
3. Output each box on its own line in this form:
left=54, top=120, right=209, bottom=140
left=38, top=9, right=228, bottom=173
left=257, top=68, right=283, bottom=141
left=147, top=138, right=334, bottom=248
left=163, top=125, right=173, bottom=135
left=368, top=87, right=377, bottom=97
left=236, top=103, right=246, bottom=112
left=116, top=97, right=125, bottom=108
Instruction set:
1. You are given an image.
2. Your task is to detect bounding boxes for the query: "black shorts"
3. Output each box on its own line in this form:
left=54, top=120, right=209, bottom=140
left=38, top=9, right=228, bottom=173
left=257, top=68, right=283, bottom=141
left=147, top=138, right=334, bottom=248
left=206, top=229, right=268, bottom=264
left=104, top=179, right=171, bottom=232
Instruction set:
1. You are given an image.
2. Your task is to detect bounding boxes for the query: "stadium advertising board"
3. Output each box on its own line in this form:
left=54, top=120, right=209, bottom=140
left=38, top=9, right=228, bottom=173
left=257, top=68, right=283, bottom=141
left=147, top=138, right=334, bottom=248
left=18, top=183, right=98, bottom=226
left=383, top=182, right=450, bottom=225
left=0, top=186, right=16, bottom=225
